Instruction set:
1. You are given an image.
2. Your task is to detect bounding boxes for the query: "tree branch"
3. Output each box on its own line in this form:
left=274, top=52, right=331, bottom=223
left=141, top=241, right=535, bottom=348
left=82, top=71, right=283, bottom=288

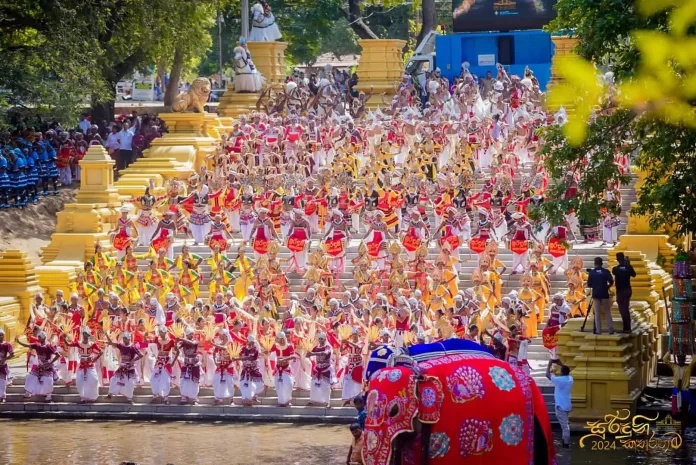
left=346, top=0, right=378, bottom=40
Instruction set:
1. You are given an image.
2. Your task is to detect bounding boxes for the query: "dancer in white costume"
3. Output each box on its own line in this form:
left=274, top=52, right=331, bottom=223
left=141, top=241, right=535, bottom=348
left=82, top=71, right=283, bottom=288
left=189, top=185, right=212, bottom=246
left=73, top=327, right=102, bottom=403
left=249, top=1, right=282, bottom=42
left=233, top=38, right=265, bottom=93
left=238, top=335, right=265, bottom=405
left=0, top=328, right=15, bottom=402
left=341, top=328, right=364, bottom=405
left=306, top=332, right=335, bottom=407
left=286, top=209, right=311, bottom=274
left=211, top=330, right=237, bottom=405
left=271, top=331, right=296, bottom=406
left=105, top=331, right=143, bottom=403
left=239, top=188, right=256, bottom=242
left=150, top=326, right=176, bottom=403
left=15, top=331, right=59, bottom=401
left=134, top=187, right=158, bottom=246
left=178, top=327, right=202, bottom=404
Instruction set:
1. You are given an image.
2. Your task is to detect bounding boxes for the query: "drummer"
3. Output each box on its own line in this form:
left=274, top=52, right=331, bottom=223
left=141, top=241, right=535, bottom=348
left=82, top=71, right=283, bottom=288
left=401, top=211, right=429, bottom=261
left=506, top=212, right=538, bottom=275
left=286, top=208, right=312, bottom=274
left=249, top=207, right=280, bottom=260
left=323, top=208, right=350, bottom=273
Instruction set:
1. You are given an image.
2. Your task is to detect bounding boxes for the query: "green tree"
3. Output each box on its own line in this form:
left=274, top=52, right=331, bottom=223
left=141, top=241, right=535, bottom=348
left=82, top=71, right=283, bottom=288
left=542, top=0, right=696, bottom=236
left=0, top=1, right=106, bottom=125
left=0, top=0, right=225, bottom=125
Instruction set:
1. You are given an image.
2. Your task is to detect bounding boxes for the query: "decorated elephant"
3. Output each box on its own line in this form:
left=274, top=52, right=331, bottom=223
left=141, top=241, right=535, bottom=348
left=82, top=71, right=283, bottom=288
left=362, top=346, right=556, bottom=465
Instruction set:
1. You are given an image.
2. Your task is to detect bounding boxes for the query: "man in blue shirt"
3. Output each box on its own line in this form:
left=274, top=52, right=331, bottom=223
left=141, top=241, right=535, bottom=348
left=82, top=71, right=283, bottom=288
left=587, top=257, right=615, bottom=334
left=353, top=395, right=366, bottom=430
left=547, top=359, right=574, bottom=448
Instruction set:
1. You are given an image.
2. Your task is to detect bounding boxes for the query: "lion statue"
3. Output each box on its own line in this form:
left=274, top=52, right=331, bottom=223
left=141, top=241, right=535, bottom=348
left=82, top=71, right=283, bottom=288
left=171, top=77, right=212, bottom=113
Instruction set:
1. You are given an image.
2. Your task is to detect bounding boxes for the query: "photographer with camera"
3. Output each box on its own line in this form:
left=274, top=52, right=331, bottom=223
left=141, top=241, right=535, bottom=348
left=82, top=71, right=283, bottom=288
left=612, top=252, right=636, bottom=334
left=587, top=257, right=614, bottom=334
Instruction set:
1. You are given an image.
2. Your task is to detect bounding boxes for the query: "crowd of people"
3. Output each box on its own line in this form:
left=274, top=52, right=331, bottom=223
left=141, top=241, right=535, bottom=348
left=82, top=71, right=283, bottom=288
left=0, top=63, right=630, bottom=417
left=0, top=112, right=165, bottom=208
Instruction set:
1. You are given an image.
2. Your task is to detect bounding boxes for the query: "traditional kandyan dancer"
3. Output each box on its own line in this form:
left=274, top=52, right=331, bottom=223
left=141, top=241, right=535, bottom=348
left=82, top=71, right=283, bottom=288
left=189, top=184, right=212, bottom=246
left=340, top=328, right=364, bottom=405
left=0, top=328, right=16, bottom=402
left=105, top=331, right=144, bottom=404
left=150, top=325, right=177, bottom=404
left=178, top=327, right=202, bottom=404
left=71, top=327, right=102, bottom=403
left=306, top=332, right=335, bottom=407
left=271, top=331, right=296, bottom=407
left=15, top=331, right=59, bottom=401
left=211, top=329, right=237, bottom=405
left=286, top=209, right=312, bottom=274
left=237, top=335, right=264, bottom=405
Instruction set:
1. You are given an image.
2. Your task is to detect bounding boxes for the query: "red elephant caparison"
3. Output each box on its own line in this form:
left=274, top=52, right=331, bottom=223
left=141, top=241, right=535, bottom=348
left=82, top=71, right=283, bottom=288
left=362, top=352, right=556, bottom=465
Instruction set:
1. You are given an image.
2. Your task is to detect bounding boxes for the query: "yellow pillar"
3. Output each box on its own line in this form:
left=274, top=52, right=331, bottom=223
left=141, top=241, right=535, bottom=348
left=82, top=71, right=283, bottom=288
left=218, top=42, right=288, bottom=118
left=41, top=144, right=122, bottom=264
left=616, top=168, right=677, bottom=272
left=0, top=250, right=45, bottom=350
left=247, top=41, right=288, bottom=88
left=113, top=112, right=220, bottom=198
left=217, top=92, right=262, bottom=119
left=558, top=320, right=642, bottom=424
left=355, top=39, right=407, bottom=109
left=551, top=36, right=578, bottom=83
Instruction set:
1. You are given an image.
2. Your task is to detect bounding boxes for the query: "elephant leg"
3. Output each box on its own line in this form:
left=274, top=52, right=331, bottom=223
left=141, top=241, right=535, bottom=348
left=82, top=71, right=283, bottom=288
left=420, top=423, right=431, bottom=465
left=533, top=417, right=550, bottom=465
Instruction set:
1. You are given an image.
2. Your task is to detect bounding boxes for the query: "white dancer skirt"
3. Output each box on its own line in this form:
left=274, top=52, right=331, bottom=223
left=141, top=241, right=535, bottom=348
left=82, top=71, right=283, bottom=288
left=190, top=222, right=211, bottom=244
left=240, top=378, right=264, bottom=400
left=212, top=370, right=236, bottom=400
left=294, top=357, right=312, bottom=391
left=108, top=372, right=137, bottom=399
left=275, top=372, right=294, bottom=405
left=310, top=378, right=331, bottom=404
left=180, top=378, right=200, bottom=400
left=341, top=377, right=362, bottom=401
left=25, top=373, right=55, bottom=396
left=150, top=368, right=172, bottom=398
left=76, top=367, right=100, bottom=401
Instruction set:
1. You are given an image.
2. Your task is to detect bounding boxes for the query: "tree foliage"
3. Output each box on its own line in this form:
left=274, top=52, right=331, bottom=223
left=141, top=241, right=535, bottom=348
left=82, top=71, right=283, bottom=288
left=0, top=0, right=226, bottom=125
left=544, top=0, right=696, bottom=236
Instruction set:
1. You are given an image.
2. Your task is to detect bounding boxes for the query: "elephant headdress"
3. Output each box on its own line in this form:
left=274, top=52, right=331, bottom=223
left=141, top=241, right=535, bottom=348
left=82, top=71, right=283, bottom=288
left=363, top=345, right=556, bottom=465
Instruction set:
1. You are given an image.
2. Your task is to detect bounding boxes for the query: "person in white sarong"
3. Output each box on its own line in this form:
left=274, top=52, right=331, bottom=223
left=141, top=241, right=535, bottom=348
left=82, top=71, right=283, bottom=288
left=306, top=332, right=336, bottom=407
left=340, top=328, right=364, bottom=405
left=188, top=185, right=212, bottom=246
left=233, top=38, right=265, bottom=93
left=211, top=330, right=237, bottom=405
left=73, top=327, right=101, bottom=403
left=0, top=328, right=15, bottom=402
left=15, top=331, right=59, bottom=401
left=238, top=335, right=265, bottom=405
left=249, top=1, right=282, bottom=42
left=179, top=328, right=202, bottom=404
left=271, top=332, right=296, bottom=407
left=150, top=326, right=176, bottom=404
left=105, top=331, right=143, bottom=404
